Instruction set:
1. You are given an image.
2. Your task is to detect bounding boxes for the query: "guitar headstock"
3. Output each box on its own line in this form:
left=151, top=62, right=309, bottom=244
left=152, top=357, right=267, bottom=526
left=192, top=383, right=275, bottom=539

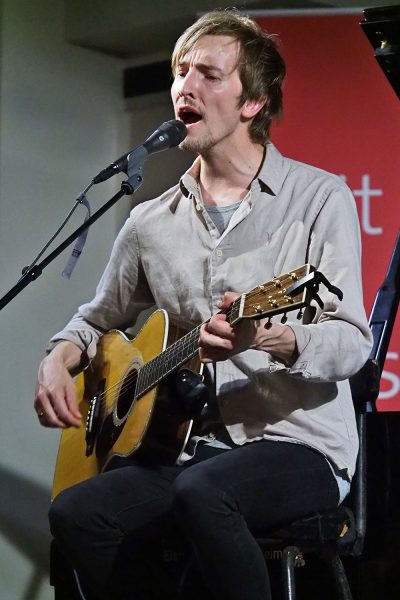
left=229, top=264, right=315, bottom=324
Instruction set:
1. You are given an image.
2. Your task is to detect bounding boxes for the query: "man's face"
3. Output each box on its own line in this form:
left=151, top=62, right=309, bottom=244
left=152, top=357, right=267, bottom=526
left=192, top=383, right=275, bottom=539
left=171, top=35, right=246, bottom=155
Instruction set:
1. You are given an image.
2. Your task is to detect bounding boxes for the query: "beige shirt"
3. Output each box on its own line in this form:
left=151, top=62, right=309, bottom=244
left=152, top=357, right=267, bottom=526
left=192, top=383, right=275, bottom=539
left=49, top=144, right=373, bottom=479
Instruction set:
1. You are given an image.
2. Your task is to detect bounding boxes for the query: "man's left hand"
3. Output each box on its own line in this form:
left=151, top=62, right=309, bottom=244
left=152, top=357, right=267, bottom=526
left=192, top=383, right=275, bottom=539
left=199, top=291, right=298, bottom=365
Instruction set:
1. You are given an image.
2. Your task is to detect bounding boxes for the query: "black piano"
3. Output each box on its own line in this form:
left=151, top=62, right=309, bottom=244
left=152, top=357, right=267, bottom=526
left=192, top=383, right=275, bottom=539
left=355, top=6, right=400, bottom=600
left=361, top=4, right=400, bottom=100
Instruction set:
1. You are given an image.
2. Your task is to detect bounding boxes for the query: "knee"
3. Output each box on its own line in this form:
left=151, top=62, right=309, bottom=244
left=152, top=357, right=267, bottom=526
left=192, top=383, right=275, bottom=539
left=49, top=487, right=80, bottom=541
left=172, top=463, right=233, bottom=522
left=49, top=480, right=104, bottom=546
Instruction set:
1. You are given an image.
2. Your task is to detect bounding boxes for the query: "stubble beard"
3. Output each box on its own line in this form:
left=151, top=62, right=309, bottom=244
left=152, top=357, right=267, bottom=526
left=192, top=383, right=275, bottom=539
left=178, top=118, right=240, bottom=157
left=179, top=126, right=216, bottom=156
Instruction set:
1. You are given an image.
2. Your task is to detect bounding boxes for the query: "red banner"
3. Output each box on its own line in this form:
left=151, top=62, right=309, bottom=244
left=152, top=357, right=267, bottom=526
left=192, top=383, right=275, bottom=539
left=256, top=11, right=400, bottom=410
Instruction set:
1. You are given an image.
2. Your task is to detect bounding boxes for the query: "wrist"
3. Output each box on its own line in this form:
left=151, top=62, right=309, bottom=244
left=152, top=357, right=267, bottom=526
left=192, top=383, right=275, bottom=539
left=46, top=341, right=83, bottom=372
left=253, top=323, right=298, bottom=365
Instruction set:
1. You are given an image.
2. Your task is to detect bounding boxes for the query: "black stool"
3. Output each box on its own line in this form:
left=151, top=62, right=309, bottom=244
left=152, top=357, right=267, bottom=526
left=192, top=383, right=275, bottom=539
left=255, top=360, right=380, bottom=600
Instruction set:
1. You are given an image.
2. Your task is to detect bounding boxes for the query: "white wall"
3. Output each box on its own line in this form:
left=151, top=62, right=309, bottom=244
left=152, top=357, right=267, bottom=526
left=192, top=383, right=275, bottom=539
left=0, top=1, right=119, bottom=599
left=0, top=2, right=193, bottom=598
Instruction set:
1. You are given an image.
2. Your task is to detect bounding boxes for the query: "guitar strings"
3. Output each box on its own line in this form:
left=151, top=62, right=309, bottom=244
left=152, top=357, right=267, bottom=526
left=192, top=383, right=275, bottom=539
left=83, top=274, right=305, bottom=413
left=90, top=321, right=205, bottom=406
left=85, top=300, right=238, bottom=410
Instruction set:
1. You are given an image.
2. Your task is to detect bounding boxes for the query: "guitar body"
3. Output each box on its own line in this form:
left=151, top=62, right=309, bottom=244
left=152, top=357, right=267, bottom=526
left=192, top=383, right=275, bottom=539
left=52, top=309, right=199, bottom=500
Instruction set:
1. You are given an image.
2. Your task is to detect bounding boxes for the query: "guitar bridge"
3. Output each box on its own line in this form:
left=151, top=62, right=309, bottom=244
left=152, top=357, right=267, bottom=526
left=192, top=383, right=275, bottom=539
left=85, top=380, right=105, bottom=457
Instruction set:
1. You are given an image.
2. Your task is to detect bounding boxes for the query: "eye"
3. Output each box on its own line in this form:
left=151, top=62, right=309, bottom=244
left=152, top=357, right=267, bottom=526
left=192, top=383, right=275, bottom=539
left=205, top=73, right=219, bottom=81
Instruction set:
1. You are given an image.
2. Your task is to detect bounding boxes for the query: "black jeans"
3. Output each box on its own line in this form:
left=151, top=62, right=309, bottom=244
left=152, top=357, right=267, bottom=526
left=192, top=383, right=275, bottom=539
left=49, top=440, right=339, bottom=600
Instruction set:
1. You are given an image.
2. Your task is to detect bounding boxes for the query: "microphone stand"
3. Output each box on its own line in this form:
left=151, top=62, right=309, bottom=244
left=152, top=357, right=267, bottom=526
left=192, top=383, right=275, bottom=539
left=0, top=159, right=145, bottom=312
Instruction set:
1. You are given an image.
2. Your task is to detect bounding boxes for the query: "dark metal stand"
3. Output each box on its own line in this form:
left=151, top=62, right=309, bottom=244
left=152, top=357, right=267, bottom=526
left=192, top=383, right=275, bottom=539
left=0, top=165, right=145, bottom=312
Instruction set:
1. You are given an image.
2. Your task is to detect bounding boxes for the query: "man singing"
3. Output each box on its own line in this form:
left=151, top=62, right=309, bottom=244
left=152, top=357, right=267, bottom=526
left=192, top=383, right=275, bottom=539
left=35, top=9, right=372, bottom=599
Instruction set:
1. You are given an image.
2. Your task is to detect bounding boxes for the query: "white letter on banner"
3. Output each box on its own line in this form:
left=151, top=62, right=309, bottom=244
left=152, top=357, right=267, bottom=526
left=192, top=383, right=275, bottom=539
left=353, top=174, right=383, bottom=236
left=379, top=352, right=400, bottom=400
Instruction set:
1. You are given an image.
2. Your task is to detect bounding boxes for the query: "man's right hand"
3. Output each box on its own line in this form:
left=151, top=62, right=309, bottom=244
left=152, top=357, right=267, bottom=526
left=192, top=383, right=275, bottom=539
left=34, top=341, right=83, bottom=428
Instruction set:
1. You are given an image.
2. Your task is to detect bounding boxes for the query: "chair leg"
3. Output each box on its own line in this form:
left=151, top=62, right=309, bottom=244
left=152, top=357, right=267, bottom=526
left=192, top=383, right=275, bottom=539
left=326, top=555, right=353, bottom=600
left=281, top=546, right=301, bottom=600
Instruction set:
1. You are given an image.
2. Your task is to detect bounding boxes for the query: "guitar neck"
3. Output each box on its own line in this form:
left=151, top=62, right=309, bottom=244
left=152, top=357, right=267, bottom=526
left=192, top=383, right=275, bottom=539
left=135, top=264, right=336, bottom=399
left=135, top=323, right=202, bottom=397
left=135, top=297, right=243, bottom=398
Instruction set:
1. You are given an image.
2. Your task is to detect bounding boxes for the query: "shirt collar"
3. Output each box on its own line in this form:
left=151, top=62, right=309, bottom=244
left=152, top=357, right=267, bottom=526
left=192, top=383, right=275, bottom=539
left=255, top=143, right=290, bottom=197
left=179, top=143, right=289, bottom=199
left=180, top=156, right=201, bottom=199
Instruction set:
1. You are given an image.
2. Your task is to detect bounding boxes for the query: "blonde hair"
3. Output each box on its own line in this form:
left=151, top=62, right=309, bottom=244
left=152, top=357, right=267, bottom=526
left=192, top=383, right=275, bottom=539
left=172, top=9, right=286, bottom=144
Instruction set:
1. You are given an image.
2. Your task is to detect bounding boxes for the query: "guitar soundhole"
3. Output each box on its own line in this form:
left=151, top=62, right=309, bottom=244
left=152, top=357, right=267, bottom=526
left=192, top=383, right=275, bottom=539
left=116, top=368, right=138, bottom=421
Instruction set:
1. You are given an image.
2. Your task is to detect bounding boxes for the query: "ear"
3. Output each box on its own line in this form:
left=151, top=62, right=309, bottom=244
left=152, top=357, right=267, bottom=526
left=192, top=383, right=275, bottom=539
left=241, top=97, right=267, bottom=119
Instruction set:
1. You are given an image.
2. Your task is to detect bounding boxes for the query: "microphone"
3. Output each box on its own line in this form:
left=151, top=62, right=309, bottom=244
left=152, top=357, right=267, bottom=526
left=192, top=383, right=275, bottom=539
left=92, top=119, right=187, bottom=184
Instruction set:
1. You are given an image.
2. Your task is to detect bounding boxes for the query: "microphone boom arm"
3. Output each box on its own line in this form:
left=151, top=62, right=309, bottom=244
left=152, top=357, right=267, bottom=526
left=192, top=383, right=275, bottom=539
left=0, top=163, right=145, bottom=312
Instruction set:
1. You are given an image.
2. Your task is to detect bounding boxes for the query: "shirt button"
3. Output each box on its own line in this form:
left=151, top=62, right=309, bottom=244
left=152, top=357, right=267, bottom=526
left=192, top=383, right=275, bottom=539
left=216, top=249, right=223, bottom=258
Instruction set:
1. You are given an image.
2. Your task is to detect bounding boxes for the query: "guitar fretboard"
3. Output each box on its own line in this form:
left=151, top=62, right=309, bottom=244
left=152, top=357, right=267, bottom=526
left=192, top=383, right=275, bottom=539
left=135, top=324, right=201, bottom=397
left=133, top=264, right=327, bottom=399
left=135, top=296, right=242, bottom=398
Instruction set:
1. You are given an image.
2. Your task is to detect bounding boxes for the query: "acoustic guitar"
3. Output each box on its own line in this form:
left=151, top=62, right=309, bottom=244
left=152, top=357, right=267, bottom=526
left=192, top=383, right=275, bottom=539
left=52, top=264, right=342, bottom=499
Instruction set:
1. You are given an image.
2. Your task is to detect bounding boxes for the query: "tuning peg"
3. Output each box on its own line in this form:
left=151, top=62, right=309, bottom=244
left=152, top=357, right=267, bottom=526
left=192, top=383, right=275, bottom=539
left=264, top=318, right=273, bottom=330
left=280, top=314, right=287, bottom=324
left=296, top=310, right=304, bottom=320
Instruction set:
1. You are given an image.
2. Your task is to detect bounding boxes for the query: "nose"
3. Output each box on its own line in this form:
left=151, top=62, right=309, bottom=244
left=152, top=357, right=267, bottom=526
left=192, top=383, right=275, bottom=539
left=174, top=68, right=198, bottom=99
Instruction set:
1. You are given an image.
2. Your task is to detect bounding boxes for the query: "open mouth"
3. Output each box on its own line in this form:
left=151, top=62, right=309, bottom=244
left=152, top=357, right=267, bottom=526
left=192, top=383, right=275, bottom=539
left=178, top=108, right=202, bottom=126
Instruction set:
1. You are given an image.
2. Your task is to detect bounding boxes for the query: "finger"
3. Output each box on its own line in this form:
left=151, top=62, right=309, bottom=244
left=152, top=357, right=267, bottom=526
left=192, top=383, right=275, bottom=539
left=210, top=313, right=227, bottom=323
left=35, top=396, right=67, bottom=429
left=201, top=324, right=234, bottom=349
left=36, top=385, right=81, bottom=428
left=52, top=390, right=82, bottom=428
left=40, top=406, right=68, bottom=429
left=198, top=345, right=226, bottom=363
left=199, top=345, right=233, bottom=364
left=205, top=317, right=235, bottom=340
left=64, top=379, right=82, bottom=420
left=217, top=291, right=241, bottom=310
left=34, top=387, right=54, bottom=422
left=198, top=347, right=214, bottom=364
